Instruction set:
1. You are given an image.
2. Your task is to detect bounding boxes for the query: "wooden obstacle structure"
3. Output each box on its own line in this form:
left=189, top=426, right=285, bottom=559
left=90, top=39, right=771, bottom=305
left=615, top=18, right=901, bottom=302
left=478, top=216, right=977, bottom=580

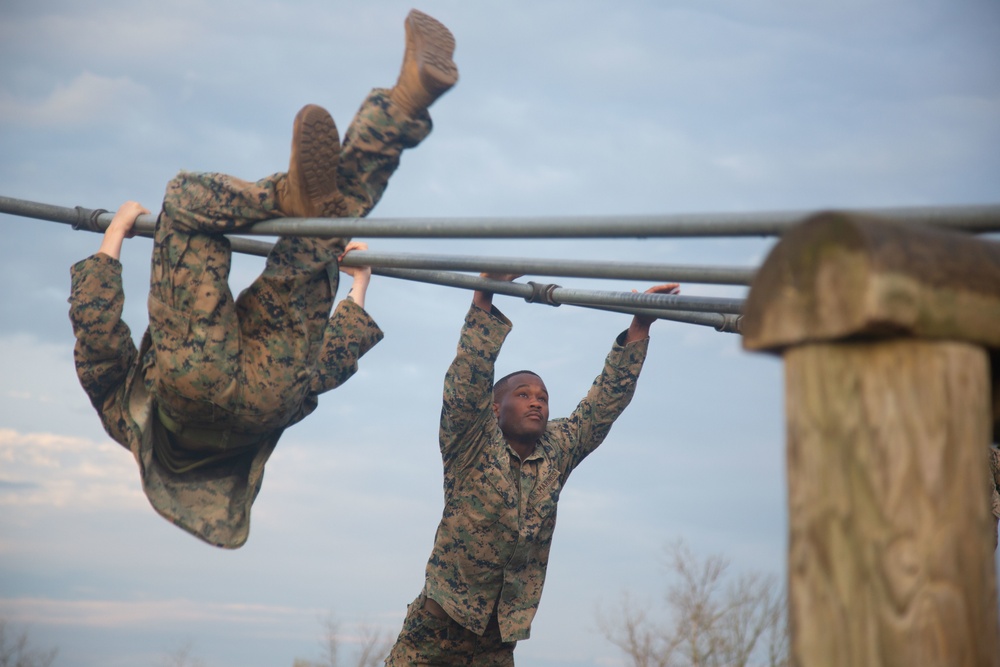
left=742, top=212, right=1000, bottom=666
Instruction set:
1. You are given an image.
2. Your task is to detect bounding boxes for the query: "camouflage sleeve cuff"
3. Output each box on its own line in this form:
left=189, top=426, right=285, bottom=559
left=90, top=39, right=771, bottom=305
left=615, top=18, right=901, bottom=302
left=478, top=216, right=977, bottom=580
left=464, top=303, right=513, bottom=347
left=611, top=330, right=650, bottom=369
left=71, top=252, right=122, bottom=285
left=331, top=298, right=384, bottom=355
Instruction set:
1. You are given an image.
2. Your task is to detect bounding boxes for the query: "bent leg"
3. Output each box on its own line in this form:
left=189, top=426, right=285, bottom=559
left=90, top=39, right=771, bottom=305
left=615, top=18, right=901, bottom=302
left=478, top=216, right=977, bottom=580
left=162, top=170, right=283, bottom=234
left=385, top=595, right=515, bottom=667
left=233, top=232, right=344, bottom=427
left=148, top=172, right=284, bottom=427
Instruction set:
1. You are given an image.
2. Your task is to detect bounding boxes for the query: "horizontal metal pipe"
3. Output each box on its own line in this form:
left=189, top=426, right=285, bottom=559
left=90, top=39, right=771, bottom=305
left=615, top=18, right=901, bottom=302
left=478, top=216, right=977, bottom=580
left=579, top=303, right=743, bottom=334
left=374, top=268, right=742, bottom=330
left=374, top=267, right=745, bottom=314
left=341, top=251, right=755, bottom=285
left=226, top=205, right=1000, bottom=238
left=4, top=195, right=999, bottom=239
left=5, top=198, right=744, bottom=330
left=218, top=239, right=748, bottom=325
left=2, top=196, right=756, bottom=285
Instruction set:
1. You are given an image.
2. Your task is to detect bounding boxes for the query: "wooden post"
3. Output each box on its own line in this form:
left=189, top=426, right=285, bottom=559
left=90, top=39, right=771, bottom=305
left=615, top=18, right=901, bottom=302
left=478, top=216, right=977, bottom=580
left=741, top=212, right=1000, bottom=667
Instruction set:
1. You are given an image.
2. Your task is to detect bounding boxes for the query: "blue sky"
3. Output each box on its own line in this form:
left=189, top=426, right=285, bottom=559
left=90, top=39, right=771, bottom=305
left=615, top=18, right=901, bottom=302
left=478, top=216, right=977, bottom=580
left=1, top=1, right=998, bottom=665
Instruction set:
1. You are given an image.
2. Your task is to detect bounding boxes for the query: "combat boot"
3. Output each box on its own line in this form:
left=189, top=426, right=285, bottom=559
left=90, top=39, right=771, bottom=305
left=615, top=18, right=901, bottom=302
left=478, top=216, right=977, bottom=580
left=389, top=9, right=458, bottom=117
left=276, top=104, right=346, bottom=218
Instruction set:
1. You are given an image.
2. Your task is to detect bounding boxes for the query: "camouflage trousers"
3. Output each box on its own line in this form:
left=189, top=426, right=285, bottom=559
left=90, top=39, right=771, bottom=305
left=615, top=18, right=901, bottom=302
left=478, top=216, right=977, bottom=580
left=385, top=594, right=516, bottom=667
left=148, top=89, right=430, bottom=436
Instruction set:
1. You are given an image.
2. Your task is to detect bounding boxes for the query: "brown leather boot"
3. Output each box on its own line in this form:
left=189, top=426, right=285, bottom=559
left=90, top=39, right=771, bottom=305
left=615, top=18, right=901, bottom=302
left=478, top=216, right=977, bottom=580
left=389, top=9, right=458, bottom=117
left=276, top=104, right=346, bottom=218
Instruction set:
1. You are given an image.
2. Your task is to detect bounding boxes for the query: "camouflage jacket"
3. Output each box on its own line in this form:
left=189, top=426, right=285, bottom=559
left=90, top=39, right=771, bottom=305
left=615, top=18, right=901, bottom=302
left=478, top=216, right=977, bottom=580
left=68, top=252, right=383, bottom=548
left=424, top=304, right=649, bottom=642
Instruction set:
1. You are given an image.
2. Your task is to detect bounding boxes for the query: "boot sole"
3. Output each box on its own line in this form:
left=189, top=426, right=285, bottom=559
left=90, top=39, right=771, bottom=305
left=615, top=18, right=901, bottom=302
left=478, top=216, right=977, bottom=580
left=406, top=10, right=458, bottom=92
left=295, top=105, right=343, bottom=217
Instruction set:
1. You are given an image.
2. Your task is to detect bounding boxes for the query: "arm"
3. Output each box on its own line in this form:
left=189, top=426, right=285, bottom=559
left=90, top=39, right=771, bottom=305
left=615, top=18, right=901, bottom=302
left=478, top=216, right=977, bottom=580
left=339, top=241, right=372, bottom=309
left=97, top=201, right=149, bottom=260
left=69, top=225, right=143, bottom=449
left=310, top=243, right=383, bottom=394
left=558, top=283, right=679, bottom=470
left=309, top=299, right=384, bottom=394
left=70, top=202, right=147, bottom=408
left=624, top=283, right=680, bottom=343
left=439, top=274, right=515, bottom=468
left=472, top=271, right=521, bottom=314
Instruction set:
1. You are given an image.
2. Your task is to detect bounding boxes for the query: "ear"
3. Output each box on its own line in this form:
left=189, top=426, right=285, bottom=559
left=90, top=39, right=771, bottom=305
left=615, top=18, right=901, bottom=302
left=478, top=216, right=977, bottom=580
left=492, top=401, right=500, bottom=418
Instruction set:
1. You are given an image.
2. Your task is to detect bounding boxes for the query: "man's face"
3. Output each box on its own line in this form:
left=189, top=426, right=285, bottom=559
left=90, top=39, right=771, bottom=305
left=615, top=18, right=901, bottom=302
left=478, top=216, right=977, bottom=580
left=494, top=373, right=550, bottom=443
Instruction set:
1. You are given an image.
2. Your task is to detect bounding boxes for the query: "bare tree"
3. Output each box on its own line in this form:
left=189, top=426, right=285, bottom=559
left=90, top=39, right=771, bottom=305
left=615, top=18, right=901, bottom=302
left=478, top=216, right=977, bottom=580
left=157, top=641, right=207, bottom=667
left=0, top=620, right=57, bottom=667
left=599, top=540, right=788, bottom=667
left=293, top=614, right=392, bottom=667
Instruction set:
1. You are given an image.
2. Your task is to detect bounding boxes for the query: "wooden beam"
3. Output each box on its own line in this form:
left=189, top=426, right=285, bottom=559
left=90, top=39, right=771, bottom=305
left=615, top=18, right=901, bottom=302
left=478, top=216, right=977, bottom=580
left=742, top=212, right=1000, bottom=666
left=741, top=211, right=1000, bottom=353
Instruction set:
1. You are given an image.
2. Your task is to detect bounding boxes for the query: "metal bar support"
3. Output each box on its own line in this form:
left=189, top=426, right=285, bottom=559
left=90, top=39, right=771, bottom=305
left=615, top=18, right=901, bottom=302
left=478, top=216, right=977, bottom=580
left=3, top=195, right=999, bottom=239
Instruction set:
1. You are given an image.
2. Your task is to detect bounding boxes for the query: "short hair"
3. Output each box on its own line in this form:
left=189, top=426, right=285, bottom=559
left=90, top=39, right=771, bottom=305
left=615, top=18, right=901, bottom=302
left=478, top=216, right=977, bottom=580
left=493, top=370, right=541, bottom=399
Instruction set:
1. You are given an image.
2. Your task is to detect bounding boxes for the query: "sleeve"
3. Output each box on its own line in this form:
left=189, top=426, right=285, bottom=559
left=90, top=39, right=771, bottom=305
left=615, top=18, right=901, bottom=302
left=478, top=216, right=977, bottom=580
left=309, top=298, right=385, bottom=394
left=439, top=304, right=512, bottom=469
left=556, top=330, right=649, bottom=472
left=68, top=253, right=138, bottom=448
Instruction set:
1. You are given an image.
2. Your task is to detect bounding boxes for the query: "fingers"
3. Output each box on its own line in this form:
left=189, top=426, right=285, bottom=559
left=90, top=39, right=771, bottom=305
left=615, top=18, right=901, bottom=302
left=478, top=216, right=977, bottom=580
left=646, top=283, right=680, bottom=295
left=479, top=272, right=523, bottom=282
left=339, top=241, right=372, bottom=277
left=109, top=201, right=148, bottom=237
left=341, top=240, right=368, bottom=255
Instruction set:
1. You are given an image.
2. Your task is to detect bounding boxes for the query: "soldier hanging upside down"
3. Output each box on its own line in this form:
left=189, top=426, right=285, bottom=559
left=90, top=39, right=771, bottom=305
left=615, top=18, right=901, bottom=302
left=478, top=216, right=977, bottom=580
left=67, top=9, right=459, bottom=548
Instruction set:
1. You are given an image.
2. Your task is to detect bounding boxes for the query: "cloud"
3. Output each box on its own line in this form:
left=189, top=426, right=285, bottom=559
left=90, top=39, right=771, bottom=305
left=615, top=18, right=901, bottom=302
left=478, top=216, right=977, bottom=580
left=0, top=596, right=325, bottom=629
left=0, top=71, right=151, bottom=128
left=0, top=429, right=141, bottom=512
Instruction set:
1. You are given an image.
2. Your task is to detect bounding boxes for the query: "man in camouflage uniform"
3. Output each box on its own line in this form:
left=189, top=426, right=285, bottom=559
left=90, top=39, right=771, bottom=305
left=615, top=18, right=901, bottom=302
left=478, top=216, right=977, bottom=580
left=68, top=9, right=458, bottom=549
left=385, top=276, right=680, bottom=665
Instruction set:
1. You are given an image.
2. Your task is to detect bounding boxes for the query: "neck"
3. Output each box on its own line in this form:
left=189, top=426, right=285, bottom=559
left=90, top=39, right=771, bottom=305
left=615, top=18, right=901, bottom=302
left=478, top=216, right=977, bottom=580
left=508, top=438, right=537, bottom=460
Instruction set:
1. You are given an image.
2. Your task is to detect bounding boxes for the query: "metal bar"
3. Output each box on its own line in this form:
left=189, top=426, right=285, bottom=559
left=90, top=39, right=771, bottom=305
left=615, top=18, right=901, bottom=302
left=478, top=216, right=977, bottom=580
left=341, top=251, right=755, bottom=285
left=1, top=197, right=744, bottom=329
left=373, top=267, right=744, bottom=314
left=578, top=303, right=743, bottom=334
left=3, top=195, right=999, bottom=238
left=227, top=205, right=1000, bottom=238
left=0, top=196, right=757, bottom=285
left=224, top=238, right=749, bottom=323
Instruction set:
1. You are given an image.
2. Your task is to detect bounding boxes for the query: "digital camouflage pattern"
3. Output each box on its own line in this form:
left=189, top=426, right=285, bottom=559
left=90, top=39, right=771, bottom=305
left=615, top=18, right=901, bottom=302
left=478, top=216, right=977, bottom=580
left=386, top=594, right=515, bottom=666
left=68, top=89, right=429, bottom=548
left=418, top=304, right=649, bottom=644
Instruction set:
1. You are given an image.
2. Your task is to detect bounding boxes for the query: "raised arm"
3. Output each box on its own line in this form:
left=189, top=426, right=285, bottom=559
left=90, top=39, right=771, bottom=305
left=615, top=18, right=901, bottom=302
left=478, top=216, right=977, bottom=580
left=309, top=242, right=384, bottom=395
left=439, top=273, right=516, bottom=469
left=339, top=241, right=372, bottom=309
left=98, top=201, right=150, bottom=260
left=472, top=271, right=522, bottom=313
left=624, top=283, right=680, bottom=343
left=69, top=202, right=149, bottom=448
left=557, top=283, right=680, bottom=470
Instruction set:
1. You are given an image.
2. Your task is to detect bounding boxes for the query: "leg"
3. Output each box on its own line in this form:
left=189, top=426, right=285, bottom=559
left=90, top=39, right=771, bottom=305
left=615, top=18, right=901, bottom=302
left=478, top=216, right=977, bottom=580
left=230, top=106, right=348, bottom=428
left=148, top=171, right=283, bottom=427
left=338, top=9, right=456, bottom=218
left=469, top=613, right=516, bottom=667
left=385, top=595, right=516, bottom=667
left=150, top=105, right=345, bottom=431
left=338, top=88, right=433, bottom=218
left=385, top=595, right=478, bottom=667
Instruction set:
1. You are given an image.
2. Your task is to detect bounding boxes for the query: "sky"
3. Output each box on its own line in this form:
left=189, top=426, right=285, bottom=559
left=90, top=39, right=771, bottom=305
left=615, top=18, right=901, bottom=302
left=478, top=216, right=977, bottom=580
left=1, top=0, right=998, bottom=665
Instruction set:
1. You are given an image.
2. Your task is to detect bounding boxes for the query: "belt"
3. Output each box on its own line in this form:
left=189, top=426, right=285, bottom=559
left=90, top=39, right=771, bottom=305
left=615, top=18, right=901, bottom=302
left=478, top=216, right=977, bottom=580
left=156, top=406, right=264, bottom=451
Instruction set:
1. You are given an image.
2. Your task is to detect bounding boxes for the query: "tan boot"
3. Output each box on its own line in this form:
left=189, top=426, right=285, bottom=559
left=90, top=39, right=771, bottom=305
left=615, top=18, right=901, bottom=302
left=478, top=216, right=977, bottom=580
left=389, top=9, right=458, bottom=117
left=276, top=104, right=346, bottom=218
